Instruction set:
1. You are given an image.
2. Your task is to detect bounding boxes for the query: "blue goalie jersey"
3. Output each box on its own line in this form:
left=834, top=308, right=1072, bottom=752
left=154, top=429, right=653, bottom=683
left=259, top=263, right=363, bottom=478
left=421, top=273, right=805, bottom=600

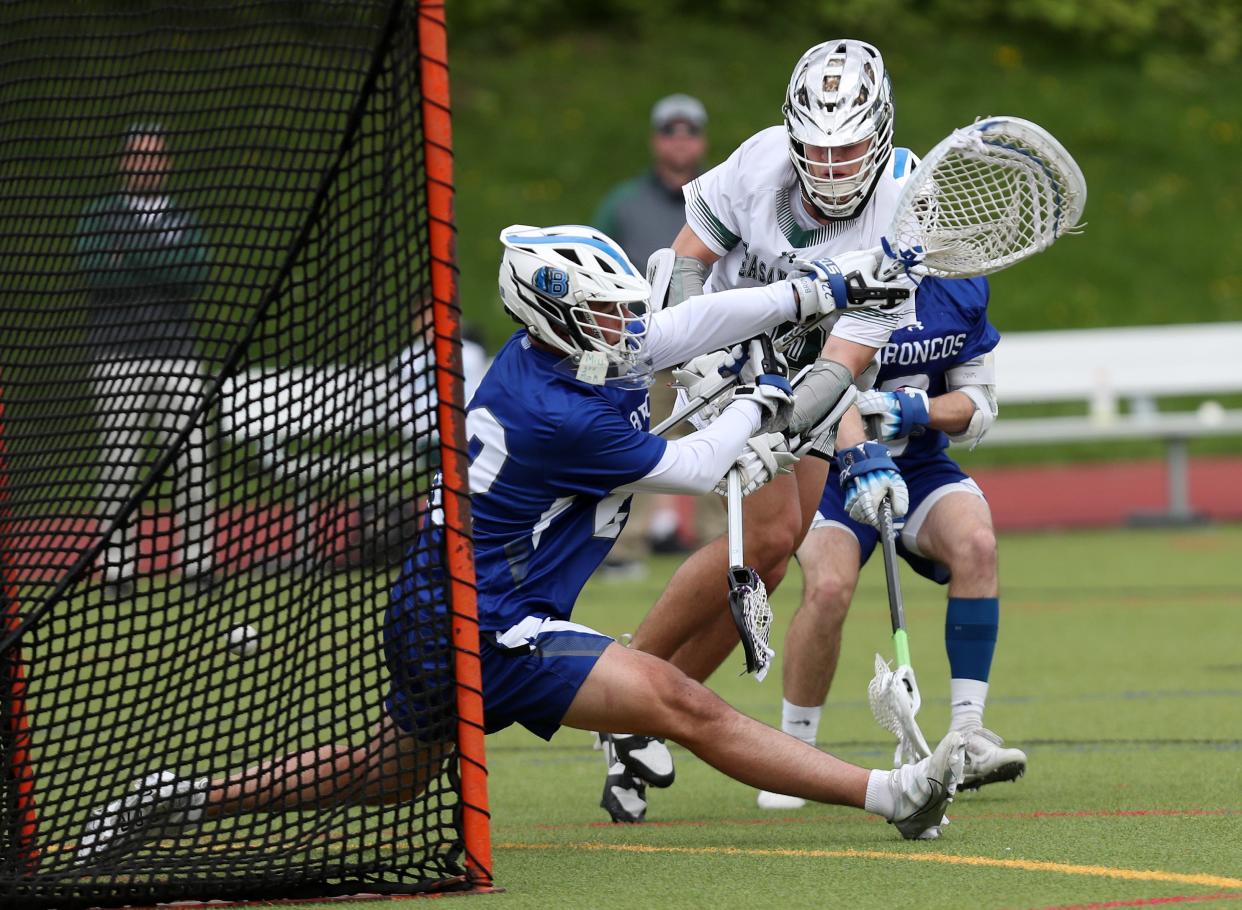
left=463, top=332, right=666, bottom=632
left=877, top=275, right=999, bottom=461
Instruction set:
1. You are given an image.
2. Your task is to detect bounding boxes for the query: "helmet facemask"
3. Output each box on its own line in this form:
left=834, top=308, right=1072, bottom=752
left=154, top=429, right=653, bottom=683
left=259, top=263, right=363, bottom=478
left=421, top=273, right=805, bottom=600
left=499, top=226, right=654, bottom=388
left=783, top=40, right=895, bottom=220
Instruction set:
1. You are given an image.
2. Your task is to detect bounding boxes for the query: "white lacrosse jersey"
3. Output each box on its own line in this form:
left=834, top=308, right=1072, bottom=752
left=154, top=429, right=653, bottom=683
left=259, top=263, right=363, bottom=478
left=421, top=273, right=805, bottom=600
left=685, top=125, right=918, bottom=370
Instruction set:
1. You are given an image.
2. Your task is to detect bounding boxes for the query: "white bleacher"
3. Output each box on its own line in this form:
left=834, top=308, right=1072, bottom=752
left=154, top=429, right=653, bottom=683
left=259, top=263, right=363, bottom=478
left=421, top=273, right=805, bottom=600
left=988, top=322, right=1242, bottom=521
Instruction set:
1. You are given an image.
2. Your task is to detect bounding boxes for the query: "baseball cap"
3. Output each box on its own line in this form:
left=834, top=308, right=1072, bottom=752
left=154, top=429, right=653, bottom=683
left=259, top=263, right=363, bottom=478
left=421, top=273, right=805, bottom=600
left=650, top=94, right=708, bottom=131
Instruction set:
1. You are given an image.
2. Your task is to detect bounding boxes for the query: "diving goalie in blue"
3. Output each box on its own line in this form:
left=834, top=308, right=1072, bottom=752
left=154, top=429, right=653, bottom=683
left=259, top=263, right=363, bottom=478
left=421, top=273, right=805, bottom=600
left=75, top=225, right=968, bottom=865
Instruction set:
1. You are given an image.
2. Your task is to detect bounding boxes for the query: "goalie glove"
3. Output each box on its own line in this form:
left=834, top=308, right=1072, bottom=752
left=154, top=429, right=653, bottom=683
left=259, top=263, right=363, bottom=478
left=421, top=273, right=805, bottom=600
left=714, top=432, right=798, bottom=497
left=731, top=374, right=794, bottom=434
left=788, top=247, right=916, bottom=320
left=857, top=387, right=931, bottom=442
left=835, top=441, right=909, bottom=529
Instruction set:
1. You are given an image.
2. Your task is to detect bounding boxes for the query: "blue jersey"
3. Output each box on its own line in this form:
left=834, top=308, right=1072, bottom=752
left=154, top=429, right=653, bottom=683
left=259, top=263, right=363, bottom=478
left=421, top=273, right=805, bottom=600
left=876, top=276, right=999, bottom=461
left=465, top=331, right=666, bottom=631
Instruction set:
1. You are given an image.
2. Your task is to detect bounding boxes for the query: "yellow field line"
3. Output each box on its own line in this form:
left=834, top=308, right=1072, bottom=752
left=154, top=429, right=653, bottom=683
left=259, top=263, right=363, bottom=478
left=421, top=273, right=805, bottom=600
left=499, top=841, right=1242, bottom=890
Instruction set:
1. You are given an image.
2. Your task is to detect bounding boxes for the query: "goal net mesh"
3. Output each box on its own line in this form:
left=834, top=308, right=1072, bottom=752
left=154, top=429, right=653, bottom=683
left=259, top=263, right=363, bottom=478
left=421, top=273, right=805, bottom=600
left=0, top=1, right=485, bottom=906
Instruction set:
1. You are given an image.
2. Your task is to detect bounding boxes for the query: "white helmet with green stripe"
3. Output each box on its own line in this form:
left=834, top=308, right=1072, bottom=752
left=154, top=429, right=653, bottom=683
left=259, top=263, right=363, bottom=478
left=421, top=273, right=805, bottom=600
left=499, top=224, right=653, bottom=386
left=783, top=39, right=895, bottom=221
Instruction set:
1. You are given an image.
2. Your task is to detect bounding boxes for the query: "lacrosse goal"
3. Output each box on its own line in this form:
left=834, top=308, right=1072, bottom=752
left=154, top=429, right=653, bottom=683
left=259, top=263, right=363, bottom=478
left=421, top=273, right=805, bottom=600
left=0, top=1, right=490, bottom=906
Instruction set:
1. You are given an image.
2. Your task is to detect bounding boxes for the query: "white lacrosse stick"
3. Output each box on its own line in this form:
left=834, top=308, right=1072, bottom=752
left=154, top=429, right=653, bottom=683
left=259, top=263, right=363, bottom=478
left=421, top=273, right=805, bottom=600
left=726, top=468, right=775, bottom=681
left=880, top=115, right=1087, bottom=280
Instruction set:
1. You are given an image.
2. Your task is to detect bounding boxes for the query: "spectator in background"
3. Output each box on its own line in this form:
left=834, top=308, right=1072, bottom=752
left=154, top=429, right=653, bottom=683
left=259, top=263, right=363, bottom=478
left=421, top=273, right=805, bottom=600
left=75, top=123, right=214, bottom=591
left=592, top=94, right=711, bottom=575
left=397, top=307, right=490, bottom=449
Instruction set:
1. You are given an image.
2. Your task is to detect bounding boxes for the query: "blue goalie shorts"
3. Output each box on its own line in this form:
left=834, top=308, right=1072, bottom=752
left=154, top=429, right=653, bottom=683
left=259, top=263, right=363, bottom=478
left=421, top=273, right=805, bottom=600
left=383, top=531, right=612, bottom=742
left=813, top=450, right=986, bottom=584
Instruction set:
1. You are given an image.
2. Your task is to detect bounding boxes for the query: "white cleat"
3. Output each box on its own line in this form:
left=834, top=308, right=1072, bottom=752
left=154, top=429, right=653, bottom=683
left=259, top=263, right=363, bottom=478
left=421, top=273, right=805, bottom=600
left=961, top=727, right=1027, bottom=791
left=757, top=790, right=807, bottom=810
left=887, top=731, right=966, bottom=840
left=76, top=771, right=208, bottom=865
left=601, top=733, right=675, bottom=788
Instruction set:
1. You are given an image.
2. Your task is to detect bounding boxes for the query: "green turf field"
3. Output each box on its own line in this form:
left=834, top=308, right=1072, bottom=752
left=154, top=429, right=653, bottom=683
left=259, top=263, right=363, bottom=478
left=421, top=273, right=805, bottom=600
left=41, top=523, right=1242, bottom=908
left=462, top=523, right=1242, bottom=909
left=250, top=523, right=1242, bottom=909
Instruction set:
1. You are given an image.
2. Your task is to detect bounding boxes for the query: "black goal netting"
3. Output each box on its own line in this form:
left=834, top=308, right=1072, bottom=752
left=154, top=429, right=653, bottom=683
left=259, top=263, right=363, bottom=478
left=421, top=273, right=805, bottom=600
left=0, top=1, right=488, bottom=907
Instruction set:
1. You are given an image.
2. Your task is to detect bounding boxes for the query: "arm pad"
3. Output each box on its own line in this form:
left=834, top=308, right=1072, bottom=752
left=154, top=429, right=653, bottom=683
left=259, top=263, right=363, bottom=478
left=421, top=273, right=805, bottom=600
left=946, top=383, right=998, bottom=449
left=945, top=352, right=998, bottom=450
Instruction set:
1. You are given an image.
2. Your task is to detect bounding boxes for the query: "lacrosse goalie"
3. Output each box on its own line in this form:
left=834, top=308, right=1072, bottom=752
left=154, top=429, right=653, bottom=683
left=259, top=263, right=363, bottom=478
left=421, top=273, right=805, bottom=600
left=74, top=225, right=967, bottom=866
left=601, top=39, right=927, bottom=822
left=756, top=274, right=1027, bottom=809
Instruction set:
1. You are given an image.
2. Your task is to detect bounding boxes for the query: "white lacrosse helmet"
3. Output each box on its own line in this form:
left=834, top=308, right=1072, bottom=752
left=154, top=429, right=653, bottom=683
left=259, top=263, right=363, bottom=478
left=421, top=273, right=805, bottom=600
left=498, top=224, right=653, bottom=386
left=783, top=39, right=895, bottom=220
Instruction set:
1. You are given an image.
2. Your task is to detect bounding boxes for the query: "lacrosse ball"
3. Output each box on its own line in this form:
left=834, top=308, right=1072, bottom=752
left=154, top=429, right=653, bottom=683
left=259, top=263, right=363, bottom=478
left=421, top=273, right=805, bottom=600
left=227, top=624, right=260, bottom=658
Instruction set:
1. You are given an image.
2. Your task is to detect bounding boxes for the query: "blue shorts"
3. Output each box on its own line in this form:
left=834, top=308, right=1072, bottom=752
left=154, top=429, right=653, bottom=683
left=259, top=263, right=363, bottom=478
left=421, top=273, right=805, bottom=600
left=382, top=554, right=612, bottom=742
left=812, top=450, right=985, bottom=584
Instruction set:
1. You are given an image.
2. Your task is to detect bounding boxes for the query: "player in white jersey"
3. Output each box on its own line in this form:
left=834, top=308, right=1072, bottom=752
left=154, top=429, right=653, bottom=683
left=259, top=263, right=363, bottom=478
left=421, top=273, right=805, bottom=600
left=602, top=40, right=924, bottom=821
left=74, top=225, right=967, bottom=864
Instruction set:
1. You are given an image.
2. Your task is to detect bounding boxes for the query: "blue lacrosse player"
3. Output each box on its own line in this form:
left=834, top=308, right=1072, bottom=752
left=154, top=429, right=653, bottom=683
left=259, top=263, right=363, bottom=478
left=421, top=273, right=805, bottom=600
left=757, top=274, right=1027, bottom=809
left=74, top=225, right=967, bottom=864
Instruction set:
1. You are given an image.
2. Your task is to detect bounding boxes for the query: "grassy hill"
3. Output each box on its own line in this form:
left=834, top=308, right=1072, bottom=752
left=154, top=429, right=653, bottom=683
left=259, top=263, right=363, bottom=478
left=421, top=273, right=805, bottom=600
left=449, top=19, right=1242, bottom=348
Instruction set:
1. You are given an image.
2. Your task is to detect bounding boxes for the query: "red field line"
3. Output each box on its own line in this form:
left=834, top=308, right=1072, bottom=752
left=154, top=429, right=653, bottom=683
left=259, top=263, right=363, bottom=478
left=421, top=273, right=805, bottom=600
left=1027, top=890, right=1242, bottom=909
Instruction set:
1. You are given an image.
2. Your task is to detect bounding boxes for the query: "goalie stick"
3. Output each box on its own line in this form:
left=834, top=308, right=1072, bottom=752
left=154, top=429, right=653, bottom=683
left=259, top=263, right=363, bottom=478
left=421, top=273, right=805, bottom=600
left=779, top=114, right=1087, bottom=354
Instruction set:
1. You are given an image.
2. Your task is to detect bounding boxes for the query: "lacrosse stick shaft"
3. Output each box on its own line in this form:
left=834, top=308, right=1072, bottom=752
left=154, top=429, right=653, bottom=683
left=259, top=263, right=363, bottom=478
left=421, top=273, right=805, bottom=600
left=877, top=497, right=912, bottom=667
left=866, top=416, right=912, bottom=661
left=726, top=467, right=743, bottom=568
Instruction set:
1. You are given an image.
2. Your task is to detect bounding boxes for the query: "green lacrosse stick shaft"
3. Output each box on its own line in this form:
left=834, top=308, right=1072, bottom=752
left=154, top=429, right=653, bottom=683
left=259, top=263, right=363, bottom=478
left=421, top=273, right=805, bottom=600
left=892, top=626, right=912, bottom=669
left=867, top=416, right=913, bottom=669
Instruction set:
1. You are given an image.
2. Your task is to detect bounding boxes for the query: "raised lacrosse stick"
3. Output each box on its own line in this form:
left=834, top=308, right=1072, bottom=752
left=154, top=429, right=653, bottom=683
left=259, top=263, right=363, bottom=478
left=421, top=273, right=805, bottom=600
left=779, top=115, right=1087, bottom=354
left=864, top=416, right=932, bottom=765
left=880, top=114, right=1086, bottom=279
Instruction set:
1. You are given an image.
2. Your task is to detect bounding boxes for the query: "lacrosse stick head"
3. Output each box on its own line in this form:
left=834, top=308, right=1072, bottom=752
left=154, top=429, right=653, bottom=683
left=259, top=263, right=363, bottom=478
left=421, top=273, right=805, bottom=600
left=884, top=116, right=1087, bottom=279
left=728, top=567, right=775, bottom=681
left=868, top=653, right=932, bottom=764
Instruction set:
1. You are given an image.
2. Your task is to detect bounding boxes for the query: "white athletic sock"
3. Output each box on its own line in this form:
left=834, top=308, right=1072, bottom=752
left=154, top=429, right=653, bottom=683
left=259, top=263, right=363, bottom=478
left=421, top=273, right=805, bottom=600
left=780, top=699, right=821, bottom=746
left=949, top=678, right=989, bottom=732
left=864, top=769, right=896, bottom=819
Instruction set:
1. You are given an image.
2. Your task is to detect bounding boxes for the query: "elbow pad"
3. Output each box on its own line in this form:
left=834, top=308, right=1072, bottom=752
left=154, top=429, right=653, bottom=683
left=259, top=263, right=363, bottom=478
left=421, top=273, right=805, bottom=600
left=947, top=384, right=998, bottom=450
left=670, top=254, right=709, bottom=307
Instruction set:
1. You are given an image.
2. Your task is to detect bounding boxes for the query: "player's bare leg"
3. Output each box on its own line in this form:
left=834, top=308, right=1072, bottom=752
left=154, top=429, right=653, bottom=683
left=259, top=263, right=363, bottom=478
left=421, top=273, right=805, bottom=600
left=916, top=491, right=997, bottom=598
left=565, top=642, right=961, bottom=836
left=756, top=525, right=859, bottom=809
left=205, top=712, right=453, bottom=814
left=915, top=490, right=1025, bottom=789
left=75, top=714, right=452, bottom=863
left=638, top=456, right=829, bottom=681
left=783, top=526, right=862, bottom=708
